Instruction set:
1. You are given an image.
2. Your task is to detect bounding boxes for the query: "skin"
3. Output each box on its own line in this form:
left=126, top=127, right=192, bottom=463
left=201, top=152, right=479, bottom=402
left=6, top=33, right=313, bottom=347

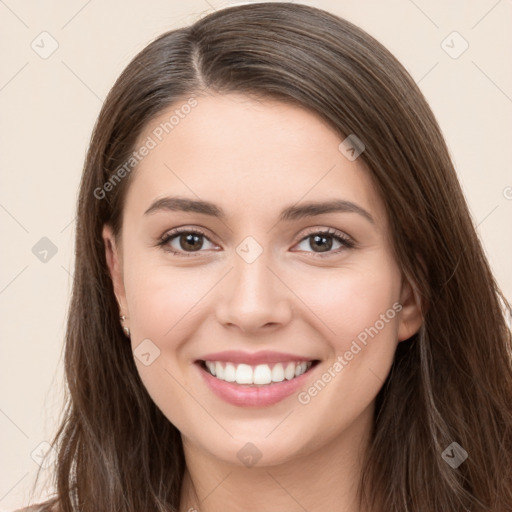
left=103, top=93, right=423, bottom=512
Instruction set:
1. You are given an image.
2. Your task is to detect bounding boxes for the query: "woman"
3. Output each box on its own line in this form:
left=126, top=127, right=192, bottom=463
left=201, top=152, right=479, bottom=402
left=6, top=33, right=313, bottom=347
left=18, top=2, right=512, bottom=511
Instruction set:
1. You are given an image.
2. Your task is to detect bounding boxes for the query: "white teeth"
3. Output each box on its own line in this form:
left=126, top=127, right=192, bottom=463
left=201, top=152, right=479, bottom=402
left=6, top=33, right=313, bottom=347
left=271, top=363, right=285, bottom=382
left=224, top=362, right=236, bottom=382
left=203, top=360, right=313, bottom=385
left=215, top=361, right=224, bottom=380
left=253, top=364, right=272, bottom=385
left=205, top=361, right=216, bottom=376
left=235, top=364, right=253, bottom=384
left=295, top=362, right=308, bottom=377
left=284, top=362, right=296, bottom=380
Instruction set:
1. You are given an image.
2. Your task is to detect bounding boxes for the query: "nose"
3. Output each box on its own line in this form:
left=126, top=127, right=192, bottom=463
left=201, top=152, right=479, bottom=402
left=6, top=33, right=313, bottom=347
left=215, top=249, right=293, bottom=334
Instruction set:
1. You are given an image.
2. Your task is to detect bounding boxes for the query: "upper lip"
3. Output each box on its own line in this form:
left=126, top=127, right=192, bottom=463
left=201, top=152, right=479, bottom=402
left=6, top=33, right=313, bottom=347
left=196, top=350, right=317, bottom=365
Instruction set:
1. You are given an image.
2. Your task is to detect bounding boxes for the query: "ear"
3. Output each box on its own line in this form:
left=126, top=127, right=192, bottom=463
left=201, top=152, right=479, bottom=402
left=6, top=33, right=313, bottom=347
left=397, top=273, right=424, bottom=342
left=102, top=224, right=127, bottom=314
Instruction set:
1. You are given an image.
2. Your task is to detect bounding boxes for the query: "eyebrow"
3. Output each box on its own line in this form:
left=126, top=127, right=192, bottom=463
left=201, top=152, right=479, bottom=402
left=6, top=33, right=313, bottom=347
left=144, top=196, right=375, bottom=225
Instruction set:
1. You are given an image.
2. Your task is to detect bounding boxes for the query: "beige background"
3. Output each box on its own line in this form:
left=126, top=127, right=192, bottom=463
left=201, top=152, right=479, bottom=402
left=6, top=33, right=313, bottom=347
left=1, top=0, right=511, bottom=509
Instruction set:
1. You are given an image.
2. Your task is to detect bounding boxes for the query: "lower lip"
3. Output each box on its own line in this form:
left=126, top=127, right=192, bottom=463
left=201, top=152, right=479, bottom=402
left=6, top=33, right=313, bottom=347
left=195, top=361, right=319, bottom=407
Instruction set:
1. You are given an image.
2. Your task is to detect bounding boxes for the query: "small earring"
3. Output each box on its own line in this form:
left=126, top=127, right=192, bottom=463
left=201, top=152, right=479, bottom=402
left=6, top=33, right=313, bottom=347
left=119, top=315, right=130, bottom=338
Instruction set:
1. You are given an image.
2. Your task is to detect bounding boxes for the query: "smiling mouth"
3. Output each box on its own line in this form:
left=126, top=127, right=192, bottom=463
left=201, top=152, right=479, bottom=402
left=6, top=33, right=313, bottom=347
left=196, top=359, right=321, bottom=387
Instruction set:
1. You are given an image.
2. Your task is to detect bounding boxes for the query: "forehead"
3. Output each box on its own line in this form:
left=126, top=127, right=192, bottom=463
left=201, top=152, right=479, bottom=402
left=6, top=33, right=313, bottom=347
left=124, top=93, right=387, bottom=226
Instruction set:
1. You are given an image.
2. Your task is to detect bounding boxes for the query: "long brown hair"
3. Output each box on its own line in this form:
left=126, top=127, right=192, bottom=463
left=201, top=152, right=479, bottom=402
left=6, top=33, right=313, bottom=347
left=29, top=3, right=512, bottom=511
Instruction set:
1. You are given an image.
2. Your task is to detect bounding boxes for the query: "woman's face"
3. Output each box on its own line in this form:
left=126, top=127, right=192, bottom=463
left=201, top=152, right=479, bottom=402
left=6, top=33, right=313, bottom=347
left=103, top=93, right=421, bottom=467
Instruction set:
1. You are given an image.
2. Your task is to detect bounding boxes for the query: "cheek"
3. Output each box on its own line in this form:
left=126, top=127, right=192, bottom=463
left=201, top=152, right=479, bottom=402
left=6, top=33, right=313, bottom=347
left=124, top=256, right=210, bottom=342
left=292, top=268, right=401, bottom=416
left=123, top=260, right=213, bottom=431
left=290, top=264, right=402, bottom=409
left=296, top=263, right=401, bottom=348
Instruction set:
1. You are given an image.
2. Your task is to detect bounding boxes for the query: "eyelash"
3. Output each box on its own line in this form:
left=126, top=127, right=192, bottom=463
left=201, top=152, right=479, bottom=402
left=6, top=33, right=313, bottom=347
left=157, top=227, right=356, bottom=258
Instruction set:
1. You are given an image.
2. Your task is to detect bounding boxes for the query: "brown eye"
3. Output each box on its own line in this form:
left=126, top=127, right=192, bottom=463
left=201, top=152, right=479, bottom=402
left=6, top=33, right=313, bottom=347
left=293, top=229, right=355, bottom=257
left=309, top=234, right=334, bottom=252
left=159, top=228, right=216, bottom=257
left=177, top=232, right=203, bottom=252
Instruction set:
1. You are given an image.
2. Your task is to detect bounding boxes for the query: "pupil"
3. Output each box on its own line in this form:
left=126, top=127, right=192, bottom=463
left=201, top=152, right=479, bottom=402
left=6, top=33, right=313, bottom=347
left=182, top=233, right=201, bottom=251
left=312, top=234, right=332, bottom=252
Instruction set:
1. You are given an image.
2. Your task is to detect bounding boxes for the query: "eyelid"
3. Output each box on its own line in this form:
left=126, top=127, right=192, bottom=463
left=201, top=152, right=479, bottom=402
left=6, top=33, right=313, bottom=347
left=297, top=226, right=353, bottom=242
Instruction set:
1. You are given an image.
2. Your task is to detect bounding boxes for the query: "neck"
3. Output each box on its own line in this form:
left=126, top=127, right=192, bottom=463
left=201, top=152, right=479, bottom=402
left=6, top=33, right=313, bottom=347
left=179, top=405, right=375, bottom=512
